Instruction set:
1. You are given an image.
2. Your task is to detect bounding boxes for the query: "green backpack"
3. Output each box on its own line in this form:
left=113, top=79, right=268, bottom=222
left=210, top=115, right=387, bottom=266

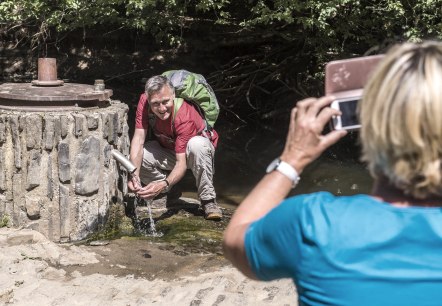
left=162, top=70, right=220, bottom=130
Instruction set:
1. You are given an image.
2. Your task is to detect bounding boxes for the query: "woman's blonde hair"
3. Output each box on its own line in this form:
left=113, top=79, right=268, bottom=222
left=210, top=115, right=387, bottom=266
left=360, top=41, right=442, bottom=199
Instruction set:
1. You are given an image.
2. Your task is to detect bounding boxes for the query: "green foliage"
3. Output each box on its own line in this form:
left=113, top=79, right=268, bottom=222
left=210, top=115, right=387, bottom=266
left=1, top=0, right=441, bottom=111
left=0, top=214, right=11, bottom=228
left=236, top=1, right=442, bottom=54
left=2, top=0, right=440, bottom=50
left=211, top=1, right=442, bottom=99
left=0, top=0, right=231, bottom=47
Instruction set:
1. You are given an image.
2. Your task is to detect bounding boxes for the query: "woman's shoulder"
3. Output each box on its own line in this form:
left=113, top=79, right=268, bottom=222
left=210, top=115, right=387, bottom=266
left=278, top=192, right=380, bottom=218
left=286, top=191, right=375, bottom=205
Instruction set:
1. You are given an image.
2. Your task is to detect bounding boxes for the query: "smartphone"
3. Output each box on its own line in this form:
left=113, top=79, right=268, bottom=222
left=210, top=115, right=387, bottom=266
left=330, top=97, right=361, bottom=130
left=325, top=54, right=384, bottom=130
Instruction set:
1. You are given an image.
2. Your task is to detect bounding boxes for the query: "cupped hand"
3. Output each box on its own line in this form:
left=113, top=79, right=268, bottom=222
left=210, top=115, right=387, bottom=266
left=280, top=96, right=348, bottom=173
left=136, top=180, right=166, bottom=200
left=127, top=175, right=142, bottom=193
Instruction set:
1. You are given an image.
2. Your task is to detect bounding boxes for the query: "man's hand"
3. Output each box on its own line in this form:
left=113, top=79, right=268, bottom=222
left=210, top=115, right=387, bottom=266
left=127, top=175, right=142, bottom=193
left=136, top=180, right=168, bottom=200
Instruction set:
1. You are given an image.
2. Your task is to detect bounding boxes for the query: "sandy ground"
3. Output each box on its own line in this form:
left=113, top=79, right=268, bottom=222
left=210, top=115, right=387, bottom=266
left=0, top=227, right=297, bottom=305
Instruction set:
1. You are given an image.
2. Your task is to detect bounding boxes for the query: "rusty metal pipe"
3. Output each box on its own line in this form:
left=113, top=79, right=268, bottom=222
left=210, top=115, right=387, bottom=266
left=38, top=58, right=57, bottom=81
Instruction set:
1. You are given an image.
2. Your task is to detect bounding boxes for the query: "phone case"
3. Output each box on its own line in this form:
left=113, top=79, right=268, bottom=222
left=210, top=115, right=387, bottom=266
left=325, top=54, right=384, bottom=98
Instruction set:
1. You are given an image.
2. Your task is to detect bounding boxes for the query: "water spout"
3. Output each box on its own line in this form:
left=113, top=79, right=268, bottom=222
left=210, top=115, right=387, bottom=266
left=111, top=150, right=136, bottom=174
left=111, top=149, right=161, bottom=236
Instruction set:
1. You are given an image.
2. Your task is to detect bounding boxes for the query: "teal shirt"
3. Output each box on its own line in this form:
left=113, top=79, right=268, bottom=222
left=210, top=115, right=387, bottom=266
left=245, top=192, right=442, bottom=306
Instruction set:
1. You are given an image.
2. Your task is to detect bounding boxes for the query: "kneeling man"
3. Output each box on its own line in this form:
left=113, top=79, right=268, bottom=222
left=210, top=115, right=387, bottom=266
left=128, top=75, right=222, bottom=220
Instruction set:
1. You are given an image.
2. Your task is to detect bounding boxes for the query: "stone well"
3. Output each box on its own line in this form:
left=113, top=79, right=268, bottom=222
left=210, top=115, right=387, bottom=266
left=0, top=80, right=130, bottom=242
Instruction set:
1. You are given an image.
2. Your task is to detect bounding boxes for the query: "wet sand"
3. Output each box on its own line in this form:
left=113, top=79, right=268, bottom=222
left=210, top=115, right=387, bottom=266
left=0, top=227, right=297, bottom=305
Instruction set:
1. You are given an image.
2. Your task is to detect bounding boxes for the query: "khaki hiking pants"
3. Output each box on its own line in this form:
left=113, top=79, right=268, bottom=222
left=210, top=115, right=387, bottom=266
left=139, top=136, right=216, bottom=201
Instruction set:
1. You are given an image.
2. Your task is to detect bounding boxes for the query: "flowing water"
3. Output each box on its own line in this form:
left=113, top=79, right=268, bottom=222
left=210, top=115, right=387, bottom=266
left=132, top=197, right=164, bottom=237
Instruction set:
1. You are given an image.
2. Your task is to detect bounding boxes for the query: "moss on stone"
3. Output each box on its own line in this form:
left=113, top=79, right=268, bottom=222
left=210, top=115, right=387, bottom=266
left=86, top=200, right=232, bottom=255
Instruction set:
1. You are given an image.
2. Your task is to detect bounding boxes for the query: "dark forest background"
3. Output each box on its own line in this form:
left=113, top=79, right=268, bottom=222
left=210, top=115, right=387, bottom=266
left=1, top=0, right=441, bottom=127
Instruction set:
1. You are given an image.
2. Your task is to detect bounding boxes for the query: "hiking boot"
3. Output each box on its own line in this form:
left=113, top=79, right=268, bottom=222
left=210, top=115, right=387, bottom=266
left=201, top=199, right=222, bottom=221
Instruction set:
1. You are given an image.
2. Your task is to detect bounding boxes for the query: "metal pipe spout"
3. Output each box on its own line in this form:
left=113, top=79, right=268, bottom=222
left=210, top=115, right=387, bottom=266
left=111, top=150, right=136, bottom=174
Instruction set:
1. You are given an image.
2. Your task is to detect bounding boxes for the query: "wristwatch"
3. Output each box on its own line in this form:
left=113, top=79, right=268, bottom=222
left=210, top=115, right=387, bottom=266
left=266, top=157, right=300, bottom=188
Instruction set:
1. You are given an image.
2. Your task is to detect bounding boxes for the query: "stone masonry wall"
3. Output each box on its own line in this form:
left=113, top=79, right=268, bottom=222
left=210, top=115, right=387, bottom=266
left=0, top=100, right=130, bottom=242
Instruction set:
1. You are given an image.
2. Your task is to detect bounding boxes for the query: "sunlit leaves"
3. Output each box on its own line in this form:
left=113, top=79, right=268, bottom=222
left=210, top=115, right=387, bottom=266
left=1, top=0, right=441, bottom=48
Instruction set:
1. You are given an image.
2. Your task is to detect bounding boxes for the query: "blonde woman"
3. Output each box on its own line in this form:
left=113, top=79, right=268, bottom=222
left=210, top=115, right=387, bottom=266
left=223, top=41, right=442, bottom=305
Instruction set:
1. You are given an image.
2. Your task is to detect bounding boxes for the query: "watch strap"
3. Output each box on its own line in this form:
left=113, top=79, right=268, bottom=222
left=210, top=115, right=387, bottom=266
left=276, top=161, right=300, bottom=187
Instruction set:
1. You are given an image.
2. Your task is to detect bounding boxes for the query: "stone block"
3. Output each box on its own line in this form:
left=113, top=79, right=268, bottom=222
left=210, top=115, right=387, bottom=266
left=12, top=173, right=24, bottom=226
left=43, top=117, right=56, bottom=150
left=60, top=115, right=69, bottom=138
left=59, top=184, right=70, bottom=240
left=120, top=123, right=130, bottom=155
left=18, top=115, right=25, bottom=132
left=87, top=114, right=99, bottom=130
left=26, top=150, right=42, bottom=190
left=100, top=172, right=109, bottom=222
left=5, top=199, right=13, bottom=221
left=75, top=136, right=100, bottom=195
left=25, top=114, right=42, bottom=149
left=58, top=142, right=70, bottom=183
left=0, top=195, right=6, bottom=216
left=103, top=144, right=112, bottom=168
left=101, top=112, right=109, bottom=139
left=25, top=221, right=40, bottom=231
left=75, top=198, right=99, bottom=241
left=113, top=111, right=121, bottom=136
left=74, top=114, right=84, bottom=137
left=106, top=113, right=115, bottom=144
left=0, top=148, right=5, bottom=191
left=53, top=116, right=62, bottom=144
left=0, top=115, right=6, bottom=144
left=118, top=107, right=128, bottom=135
left=10, top=116, right=21, bottom=169
left=25, top=196, right=41, bottom=220
left=47, top=157, right=53, bottom=200
left=46, top=202, right=58, bottom=242
left=5, top=189, right=13, bottom=201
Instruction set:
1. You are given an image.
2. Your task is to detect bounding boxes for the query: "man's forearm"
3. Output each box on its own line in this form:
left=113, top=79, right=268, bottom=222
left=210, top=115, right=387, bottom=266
left=130, top=145, right=144, bottom=177
left=129, top=129, right=147, bottom=177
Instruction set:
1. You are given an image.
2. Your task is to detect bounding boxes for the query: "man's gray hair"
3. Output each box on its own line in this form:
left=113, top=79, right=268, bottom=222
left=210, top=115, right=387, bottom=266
left=145, top=75, right=174, bottom=96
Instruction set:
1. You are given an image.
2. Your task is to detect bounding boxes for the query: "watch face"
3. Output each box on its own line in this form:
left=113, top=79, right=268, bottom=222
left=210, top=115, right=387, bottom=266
left=266, top=158, right=281, bottom=173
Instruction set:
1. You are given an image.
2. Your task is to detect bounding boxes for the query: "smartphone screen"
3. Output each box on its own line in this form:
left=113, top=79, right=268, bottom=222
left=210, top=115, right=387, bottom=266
left=330, top=98, right=361, bottom=130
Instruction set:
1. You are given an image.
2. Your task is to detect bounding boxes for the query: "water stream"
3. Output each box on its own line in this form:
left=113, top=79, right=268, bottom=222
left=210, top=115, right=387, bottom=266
left=133, top=197, right=164, bottom=237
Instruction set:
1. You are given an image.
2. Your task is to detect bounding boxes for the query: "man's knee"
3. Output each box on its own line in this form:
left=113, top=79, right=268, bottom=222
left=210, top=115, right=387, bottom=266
left=142, top=149, right=156, bottom=170
left=187, top=136, right=214, bottom=156
left=142, top=141, right=161, bottom=170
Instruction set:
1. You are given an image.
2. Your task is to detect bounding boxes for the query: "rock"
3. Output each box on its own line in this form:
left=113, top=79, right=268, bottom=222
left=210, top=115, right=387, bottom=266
left=74, top=136, right=100, bottom=195
left=26, top=150, right=42, bottom=190
left=25, top=196, right=41, bottom=220
left=58, top=142, right=70, bottom=183
left=25, top=114, right=42, bottom=149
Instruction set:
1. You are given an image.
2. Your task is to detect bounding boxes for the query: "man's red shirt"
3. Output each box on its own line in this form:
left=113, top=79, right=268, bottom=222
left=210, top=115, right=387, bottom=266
left=135, top=93, right=219, bottom=154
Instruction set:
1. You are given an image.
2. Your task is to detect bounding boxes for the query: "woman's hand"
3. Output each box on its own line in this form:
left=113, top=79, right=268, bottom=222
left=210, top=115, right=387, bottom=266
left=280, top=96, right=348, bottom=173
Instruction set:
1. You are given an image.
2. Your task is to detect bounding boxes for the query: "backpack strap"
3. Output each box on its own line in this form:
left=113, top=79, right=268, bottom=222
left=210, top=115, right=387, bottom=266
left=171, top=97, right=184, bottom=137
left=172, top=97, right=184, bottom=122
left=171, top=98, right=213, bottom=139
